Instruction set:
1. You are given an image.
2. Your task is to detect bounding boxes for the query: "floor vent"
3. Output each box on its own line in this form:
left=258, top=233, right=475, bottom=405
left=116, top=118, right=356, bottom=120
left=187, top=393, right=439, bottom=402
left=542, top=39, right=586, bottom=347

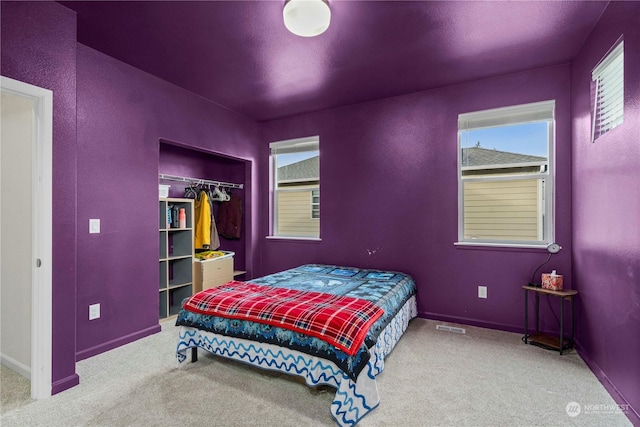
left=436, top=324, right=466, bottom=334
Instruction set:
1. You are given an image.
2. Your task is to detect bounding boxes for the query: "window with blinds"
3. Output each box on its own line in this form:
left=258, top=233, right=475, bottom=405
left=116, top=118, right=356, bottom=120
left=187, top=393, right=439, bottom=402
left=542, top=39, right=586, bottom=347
left=269, top=136, right=320, bottom=239
left=457, top=100, right=555, bottom=247
left=591, top=39, right=624, bottom=142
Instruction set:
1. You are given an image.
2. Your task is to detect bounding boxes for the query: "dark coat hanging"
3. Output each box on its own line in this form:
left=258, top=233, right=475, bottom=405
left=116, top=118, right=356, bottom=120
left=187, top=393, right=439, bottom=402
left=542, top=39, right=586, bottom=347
left=217, top=193, right=242, bottom=239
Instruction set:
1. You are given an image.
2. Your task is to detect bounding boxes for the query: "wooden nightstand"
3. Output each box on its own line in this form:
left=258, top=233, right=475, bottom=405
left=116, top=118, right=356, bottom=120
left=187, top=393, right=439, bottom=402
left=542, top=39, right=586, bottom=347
left=522, top=285, right=578, bottom=355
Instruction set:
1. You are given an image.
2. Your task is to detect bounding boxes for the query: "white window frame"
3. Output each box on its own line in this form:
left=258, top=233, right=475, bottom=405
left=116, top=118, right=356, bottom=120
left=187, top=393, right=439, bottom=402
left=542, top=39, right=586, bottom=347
left=311, top=189, right=320, bottom=219
left=456, top=100, right=555, bottom=249
left=591, top=38, right=624, bottom=142
left=268, top=136, right=320, bottom=240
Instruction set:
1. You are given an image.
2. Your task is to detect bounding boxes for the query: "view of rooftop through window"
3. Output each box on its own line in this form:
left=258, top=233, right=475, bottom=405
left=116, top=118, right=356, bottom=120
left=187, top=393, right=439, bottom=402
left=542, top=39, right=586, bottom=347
left=276, top=151, right=318, bottom=168
left=460, top=121, right=548, bottom=159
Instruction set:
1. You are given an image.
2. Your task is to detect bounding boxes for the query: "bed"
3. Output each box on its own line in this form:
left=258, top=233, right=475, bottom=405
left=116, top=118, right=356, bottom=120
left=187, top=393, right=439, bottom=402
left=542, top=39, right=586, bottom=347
left=175, top=264, right=417, bottom=426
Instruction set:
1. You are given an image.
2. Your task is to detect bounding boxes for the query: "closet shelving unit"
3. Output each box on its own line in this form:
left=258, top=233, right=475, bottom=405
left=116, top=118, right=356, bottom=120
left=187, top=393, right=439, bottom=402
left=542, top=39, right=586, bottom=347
left=159, top=173, right=246, bottom=278
left=159, top=198, right=194, bottom=319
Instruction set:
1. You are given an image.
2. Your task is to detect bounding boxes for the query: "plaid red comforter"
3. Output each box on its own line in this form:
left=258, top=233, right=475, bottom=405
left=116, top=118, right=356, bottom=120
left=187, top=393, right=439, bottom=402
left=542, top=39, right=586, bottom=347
left=182, top=281, right=384, bottom=356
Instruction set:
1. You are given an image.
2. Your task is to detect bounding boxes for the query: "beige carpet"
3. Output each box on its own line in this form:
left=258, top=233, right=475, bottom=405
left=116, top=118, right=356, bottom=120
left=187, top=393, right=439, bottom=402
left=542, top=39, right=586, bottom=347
left=0, top=318, right=633, bottom=426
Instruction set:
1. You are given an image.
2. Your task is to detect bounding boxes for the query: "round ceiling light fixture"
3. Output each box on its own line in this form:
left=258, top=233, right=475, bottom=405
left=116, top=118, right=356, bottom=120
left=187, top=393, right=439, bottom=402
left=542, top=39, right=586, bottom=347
left=283, top=0, right=331, bottom=37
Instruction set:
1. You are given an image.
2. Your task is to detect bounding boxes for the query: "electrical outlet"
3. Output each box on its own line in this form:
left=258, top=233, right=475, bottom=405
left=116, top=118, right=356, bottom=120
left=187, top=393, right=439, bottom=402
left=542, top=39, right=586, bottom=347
left=89, top=303, right=100, bottom=320
left=478, top=286, right=488, bottom=299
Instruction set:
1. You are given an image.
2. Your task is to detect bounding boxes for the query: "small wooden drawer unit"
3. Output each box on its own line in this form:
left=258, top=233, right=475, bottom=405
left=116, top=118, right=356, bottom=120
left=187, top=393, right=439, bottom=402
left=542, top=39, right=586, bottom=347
left=193, top=255, right=234, bottom=293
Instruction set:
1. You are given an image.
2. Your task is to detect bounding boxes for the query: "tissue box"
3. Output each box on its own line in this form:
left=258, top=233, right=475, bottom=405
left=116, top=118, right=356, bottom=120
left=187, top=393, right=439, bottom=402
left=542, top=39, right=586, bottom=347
left=542, top=273, right=563, bottom=291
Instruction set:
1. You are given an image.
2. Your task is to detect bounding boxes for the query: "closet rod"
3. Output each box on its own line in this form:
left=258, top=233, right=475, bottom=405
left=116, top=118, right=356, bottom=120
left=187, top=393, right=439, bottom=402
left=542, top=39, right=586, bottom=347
left=159, top=173, right=244, bottom=189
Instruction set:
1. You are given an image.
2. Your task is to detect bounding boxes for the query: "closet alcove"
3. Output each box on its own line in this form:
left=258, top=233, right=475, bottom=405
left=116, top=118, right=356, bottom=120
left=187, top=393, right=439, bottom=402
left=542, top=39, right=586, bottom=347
left=158, top=140, right=251, bottom=283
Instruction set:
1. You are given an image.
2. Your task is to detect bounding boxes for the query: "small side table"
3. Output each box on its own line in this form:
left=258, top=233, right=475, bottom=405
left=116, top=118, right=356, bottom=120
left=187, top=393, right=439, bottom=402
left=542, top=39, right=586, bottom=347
left=523, top=285, right=578, bottom=355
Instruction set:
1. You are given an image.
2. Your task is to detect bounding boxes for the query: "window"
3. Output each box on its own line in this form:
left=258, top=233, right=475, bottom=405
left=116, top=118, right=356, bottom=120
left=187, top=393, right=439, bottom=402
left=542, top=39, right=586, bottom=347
left=311, top=189, right=320, bottom=219
left=457, top=100, right=555, bottom=247
left=591, top=38, right=624, bottom=142
left=270, top=136, right=320, bottom=239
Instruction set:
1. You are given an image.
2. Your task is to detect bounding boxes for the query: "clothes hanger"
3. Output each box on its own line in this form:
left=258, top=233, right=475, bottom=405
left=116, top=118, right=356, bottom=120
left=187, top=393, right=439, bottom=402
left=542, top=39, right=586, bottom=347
left=221, top=186, right=231, bottom=201
left=184, top=184, right=198, bottom=199
left=211, top=185, right=229, bottom=202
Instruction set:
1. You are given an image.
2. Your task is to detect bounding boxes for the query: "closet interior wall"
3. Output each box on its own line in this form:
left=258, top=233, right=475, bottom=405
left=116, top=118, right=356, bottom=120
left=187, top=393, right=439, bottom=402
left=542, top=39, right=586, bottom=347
left=158, top=141, right=248, bottom=276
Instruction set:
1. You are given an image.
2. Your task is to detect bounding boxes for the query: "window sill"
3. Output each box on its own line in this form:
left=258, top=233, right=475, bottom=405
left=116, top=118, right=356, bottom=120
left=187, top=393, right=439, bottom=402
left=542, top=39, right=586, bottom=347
left=454, top=241, right=549, bottom=253
left=266, top=236, right=322, bottom=242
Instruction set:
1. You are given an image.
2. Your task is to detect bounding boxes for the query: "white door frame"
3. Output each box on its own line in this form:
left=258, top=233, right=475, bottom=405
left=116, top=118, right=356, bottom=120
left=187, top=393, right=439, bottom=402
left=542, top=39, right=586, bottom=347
left=1, top=76, right=53, bottom=399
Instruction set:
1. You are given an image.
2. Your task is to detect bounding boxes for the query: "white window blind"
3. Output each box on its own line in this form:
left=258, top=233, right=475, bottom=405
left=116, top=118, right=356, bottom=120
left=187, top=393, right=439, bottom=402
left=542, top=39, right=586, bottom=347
left=591, top=39, right=624, bottom=142
left=458, top=100, right=555, bottom=131
left=270, top=136, right=319, bottom=155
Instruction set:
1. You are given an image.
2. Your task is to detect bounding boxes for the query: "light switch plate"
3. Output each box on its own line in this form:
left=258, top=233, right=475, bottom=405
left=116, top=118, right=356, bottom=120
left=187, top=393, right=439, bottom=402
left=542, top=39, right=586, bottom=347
left=89, top=219, right=100, bottom=234
left=89, top=303, right=100, bottom=320
left=478, top=286, right=488, bottom=299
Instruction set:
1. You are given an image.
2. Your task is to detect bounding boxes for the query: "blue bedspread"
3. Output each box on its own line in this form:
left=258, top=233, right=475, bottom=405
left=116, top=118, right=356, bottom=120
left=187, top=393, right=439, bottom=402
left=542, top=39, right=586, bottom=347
left=175, top=264, right=416, bottom=381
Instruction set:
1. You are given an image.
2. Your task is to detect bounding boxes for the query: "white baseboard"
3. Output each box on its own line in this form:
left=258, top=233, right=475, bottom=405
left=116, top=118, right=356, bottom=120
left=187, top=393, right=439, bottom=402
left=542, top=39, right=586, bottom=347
left=1, top=353, right=31, bottom=379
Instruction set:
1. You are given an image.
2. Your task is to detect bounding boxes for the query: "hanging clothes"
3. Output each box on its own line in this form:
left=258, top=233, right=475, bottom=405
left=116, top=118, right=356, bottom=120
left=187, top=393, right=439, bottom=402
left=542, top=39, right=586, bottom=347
left=194, top=190, right=212, bottom=249
left=208, top=193, right=221, bottom=250
left=217, top=192, right=242, bottom=239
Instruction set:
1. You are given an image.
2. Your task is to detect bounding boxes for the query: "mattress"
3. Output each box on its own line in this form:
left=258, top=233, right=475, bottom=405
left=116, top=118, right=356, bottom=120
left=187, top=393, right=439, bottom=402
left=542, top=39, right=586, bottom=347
left=175, top=264, right=416, bottom=380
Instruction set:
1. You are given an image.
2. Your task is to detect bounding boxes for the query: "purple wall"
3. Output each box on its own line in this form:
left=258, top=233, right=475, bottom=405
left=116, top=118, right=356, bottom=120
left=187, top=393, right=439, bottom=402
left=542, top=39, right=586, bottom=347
left=74, top=44, right=260, bottom=359
left=260, top=65, right=573, bottom=333
left=570, top=2, right=640, bottom=424
left=1, top=1, right=79, bottom=393
left=1, top=1, right=261, bottom=390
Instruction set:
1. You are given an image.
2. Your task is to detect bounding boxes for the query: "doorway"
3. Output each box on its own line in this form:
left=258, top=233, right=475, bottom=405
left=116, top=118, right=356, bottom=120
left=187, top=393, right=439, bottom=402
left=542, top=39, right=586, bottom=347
left=0, top=76, right=53, bottom=399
